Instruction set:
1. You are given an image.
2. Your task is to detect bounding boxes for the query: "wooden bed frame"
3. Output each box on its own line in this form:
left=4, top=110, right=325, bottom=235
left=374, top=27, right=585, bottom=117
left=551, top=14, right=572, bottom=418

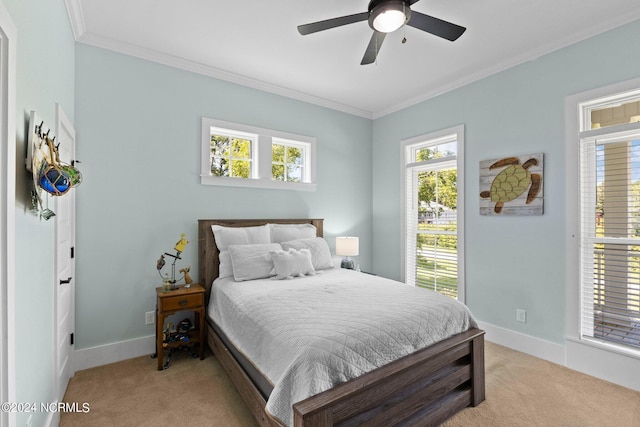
left=198, top=218, right=485, bottom=427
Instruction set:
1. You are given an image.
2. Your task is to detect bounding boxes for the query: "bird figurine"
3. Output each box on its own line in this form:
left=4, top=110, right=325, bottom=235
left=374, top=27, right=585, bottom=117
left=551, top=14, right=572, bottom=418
left=156, top=254, right=166, bottom=270
left=174, top=233, right=189, bottom=254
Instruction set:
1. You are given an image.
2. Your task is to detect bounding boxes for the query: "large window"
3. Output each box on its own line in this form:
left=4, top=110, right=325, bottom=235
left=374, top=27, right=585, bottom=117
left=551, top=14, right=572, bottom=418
left=403, top=126, right=465, bottom=301
left=201, top=118, right=316, bottom=191
left=579, top=91, right=640, bottom=351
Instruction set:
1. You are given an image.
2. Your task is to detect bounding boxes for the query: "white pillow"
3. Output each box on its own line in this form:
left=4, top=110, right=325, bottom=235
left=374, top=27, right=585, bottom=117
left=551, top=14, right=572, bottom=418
left=270, top=248, right=315, bottom=280
left=269, top=223, right=317, bottom=243
left=280, top=237, right=334, bottom=270
left=211, top=224, right=271, bottom=278
left=229, top=243, right=282, bottom=282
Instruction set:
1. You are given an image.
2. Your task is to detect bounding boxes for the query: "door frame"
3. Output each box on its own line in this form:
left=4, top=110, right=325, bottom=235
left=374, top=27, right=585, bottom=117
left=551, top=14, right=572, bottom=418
left=0, top=4, right=17, bottom=427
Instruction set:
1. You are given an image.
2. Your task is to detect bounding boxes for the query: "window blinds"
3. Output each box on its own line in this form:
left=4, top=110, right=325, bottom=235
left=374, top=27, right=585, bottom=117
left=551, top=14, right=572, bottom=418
left=580, top=131, right=640, bottom=349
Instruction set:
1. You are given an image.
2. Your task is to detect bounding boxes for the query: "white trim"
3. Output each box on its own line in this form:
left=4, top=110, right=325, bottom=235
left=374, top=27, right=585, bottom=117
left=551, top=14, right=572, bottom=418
left=566, top=338, right=640, bottom=391
left=73, top=335, right=155, bottom=372
left=63, top=0, right=86, bottom=40
left=0, top=4, right=16, bottom=427
left=477, top=321, right=566, bottom=366
left=478, top=322, right=638, bottom=392
left=565, top=76, right=640, bottom=391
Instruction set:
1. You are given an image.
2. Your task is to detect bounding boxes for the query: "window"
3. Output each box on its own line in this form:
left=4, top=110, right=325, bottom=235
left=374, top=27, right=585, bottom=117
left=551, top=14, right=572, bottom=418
left=272, top=139, right=308, bottom=183
left=209, top=129, right=255, bottom=179
left=579, top=90, right=640, bottom=351
left=403, top=126, right=465, bottom=301
left=201, top=117, right=316, bottom=191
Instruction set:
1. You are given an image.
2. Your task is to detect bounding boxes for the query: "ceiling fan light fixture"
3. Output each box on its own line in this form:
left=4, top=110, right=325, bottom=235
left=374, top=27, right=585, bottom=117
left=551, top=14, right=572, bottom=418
left=369, top=0, right=411, bottom=33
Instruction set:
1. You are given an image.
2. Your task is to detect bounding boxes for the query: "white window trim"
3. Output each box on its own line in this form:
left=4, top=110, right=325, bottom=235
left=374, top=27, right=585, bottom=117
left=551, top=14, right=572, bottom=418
left=401, top=125, right=465, bottom=302
left=201, top=117, right=316, bottom=191
left=565, top=77, right=640, bottom=390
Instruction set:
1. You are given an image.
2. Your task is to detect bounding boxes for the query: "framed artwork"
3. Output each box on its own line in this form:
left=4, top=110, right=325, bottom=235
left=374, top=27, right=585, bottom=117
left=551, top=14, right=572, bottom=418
left=479, top=153, right=543, bottom=215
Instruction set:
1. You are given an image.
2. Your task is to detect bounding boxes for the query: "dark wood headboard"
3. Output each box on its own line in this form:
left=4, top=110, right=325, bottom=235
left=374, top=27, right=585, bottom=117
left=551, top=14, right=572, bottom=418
left=198, top=218, right=324, bottom=301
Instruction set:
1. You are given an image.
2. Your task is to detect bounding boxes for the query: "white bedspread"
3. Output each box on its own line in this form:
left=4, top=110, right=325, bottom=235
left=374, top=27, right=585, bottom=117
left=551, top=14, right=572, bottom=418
left=208, top=268, right=478, bottom=426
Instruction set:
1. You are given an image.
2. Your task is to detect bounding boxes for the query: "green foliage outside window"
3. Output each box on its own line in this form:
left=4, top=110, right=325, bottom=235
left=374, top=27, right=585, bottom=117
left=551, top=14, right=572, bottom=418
left=272, top=143, right=304, bottom=182
left=210, top=134, right=251, bottom=178
left=414, top=145, right=459, bottom=298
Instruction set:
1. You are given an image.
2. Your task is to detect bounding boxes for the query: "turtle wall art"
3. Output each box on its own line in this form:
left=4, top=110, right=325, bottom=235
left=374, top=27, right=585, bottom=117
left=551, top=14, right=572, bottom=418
left=479, top=153, right=543, bottom=215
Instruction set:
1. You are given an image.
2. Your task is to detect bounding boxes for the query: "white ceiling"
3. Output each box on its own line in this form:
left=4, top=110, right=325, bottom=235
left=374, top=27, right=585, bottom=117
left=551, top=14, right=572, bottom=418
left=67, top=0, right=640, bottom=119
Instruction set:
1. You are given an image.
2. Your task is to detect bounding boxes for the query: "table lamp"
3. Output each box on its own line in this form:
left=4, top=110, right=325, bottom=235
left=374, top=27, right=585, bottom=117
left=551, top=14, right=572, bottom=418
left=336, top=236, right=359, bottom=270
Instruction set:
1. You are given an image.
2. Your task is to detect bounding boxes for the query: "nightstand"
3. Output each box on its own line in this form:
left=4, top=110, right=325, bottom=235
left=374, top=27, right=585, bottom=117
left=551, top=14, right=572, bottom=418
left=153, top=283, right=206, bottom=370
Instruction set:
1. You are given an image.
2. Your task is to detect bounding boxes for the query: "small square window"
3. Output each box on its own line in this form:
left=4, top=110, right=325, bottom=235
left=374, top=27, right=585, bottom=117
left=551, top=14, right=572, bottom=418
left=272, top=139, right=308, bottom=183
left=210, top=134, right=253, bottom=178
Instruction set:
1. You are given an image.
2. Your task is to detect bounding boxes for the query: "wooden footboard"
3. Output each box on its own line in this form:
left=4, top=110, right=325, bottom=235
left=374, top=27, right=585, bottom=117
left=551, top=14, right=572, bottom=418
left=209, top=324, right=485, bottom=427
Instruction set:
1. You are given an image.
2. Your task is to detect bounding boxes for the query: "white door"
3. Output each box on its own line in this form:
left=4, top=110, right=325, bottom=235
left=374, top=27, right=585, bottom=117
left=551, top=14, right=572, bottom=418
left=54, top=103, right=76, bottom=400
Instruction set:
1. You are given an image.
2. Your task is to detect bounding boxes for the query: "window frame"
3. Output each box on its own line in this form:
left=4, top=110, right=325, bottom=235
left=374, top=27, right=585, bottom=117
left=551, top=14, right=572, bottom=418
left=401, top=125, right=465, bottom=302
left=201, top=117, right=316, bottom=191
left=578, top=101, right=640, bottom=353
left=566, top=77, right=640, bottom=362
left=271, top=137, right=310, bottom=183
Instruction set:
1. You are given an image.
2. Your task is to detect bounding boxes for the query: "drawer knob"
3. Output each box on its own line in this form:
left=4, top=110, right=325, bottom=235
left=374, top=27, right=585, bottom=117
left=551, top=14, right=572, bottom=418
left=179, top=299, right=188, bottom=306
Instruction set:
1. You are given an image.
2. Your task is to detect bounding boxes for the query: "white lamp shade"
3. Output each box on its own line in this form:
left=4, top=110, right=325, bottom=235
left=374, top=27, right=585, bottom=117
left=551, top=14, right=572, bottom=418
left=336, top=236, right=359, bottom=257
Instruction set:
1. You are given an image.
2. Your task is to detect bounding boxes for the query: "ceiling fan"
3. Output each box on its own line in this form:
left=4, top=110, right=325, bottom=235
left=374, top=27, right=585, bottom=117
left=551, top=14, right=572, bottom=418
left=297, top=0, right=466, bottom=65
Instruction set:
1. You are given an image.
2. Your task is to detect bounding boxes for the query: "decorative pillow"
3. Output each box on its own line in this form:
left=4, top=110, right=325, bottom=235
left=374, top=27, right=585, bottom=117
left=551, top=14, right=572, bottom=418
left=229, top=243, right=282, bottom=282
left=280, top=237, right=334, bottom=270
left=269, top=223, right=317, bottom=243
left=270, top=248, right=315, bottom=280
left=211, top=224, right=271, bottom=278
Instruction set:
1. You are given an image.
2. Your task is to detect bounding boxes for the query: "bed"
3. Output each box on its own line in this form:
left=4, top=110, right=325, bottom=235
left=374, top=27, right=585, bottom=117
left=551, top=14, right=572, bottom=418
left=198, top=218, right=485, bottom=427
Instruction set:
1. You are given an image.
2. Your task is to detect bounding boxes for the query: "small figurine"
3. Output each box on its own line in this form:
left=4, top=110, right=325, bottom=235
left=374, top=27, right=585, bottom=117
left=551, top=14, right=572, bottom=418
left=156, top=254, right=166, bottom=270
left=180, top=266, right=193, bottom=286
left=174, top=233, right=189, bottom=254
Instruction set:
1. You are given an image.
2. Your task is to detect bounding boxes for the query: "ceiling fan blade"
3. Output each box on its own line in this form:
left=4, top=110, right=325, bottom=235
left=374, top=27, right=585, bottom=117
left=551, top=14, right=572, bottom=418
left=361, top=31, right=386, bottom=65
left=407, top=11, right=466, bottom=41
left=298, top=12, right=369, bottom=35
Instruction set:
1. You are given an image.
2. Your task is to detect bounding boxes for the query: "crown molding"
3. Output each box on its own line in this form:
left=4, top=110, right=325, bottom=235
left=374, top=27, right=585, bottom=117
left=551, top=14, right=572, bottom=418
left=64, top=0, right=85, bottom=40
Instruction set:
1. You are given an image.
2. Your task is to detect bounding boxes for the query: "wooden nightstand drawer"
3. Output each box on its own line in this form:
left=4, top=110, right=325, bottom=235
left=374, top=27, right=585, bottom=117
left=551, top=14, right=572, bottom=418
left=162, top=293, right=203, bottom=311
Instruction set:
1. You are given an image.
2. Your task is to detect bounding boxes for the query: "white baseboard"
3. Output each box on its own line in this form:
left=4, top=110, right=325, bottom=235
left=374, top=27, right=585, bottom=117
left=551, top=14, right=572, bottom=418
left=478, top=320, right=640, bottom=392
left=477, top=320, right=567, bottom=365
left=73, top=335, right=155, bottom=372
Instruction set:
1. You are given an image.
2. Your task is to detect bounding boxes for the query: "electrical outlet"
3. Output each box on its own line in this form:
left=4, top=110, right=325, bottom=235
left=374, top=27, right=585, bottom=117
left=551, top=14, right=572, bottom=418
left=145, top=311, right=155, bottom=325
left=516, top=309, right=527, bottom=323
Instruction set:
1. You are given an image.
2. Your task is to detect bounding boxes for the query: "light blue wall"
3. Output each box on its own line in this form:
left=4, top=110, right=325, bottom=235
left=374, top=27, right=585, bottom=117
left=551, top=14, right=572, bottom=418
left=3, top=0, right=75, bottom=425
left=372, top=19, right=640, bottom=344
left=74, top=45, right=373, bottom=349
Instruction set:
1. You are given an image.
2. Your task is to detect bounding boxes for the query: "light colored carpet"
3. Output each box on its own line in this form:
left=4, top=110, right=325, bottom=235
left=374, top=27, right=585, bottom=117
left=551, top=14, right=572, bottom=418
left=61, top=342, right=640, bottom=426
